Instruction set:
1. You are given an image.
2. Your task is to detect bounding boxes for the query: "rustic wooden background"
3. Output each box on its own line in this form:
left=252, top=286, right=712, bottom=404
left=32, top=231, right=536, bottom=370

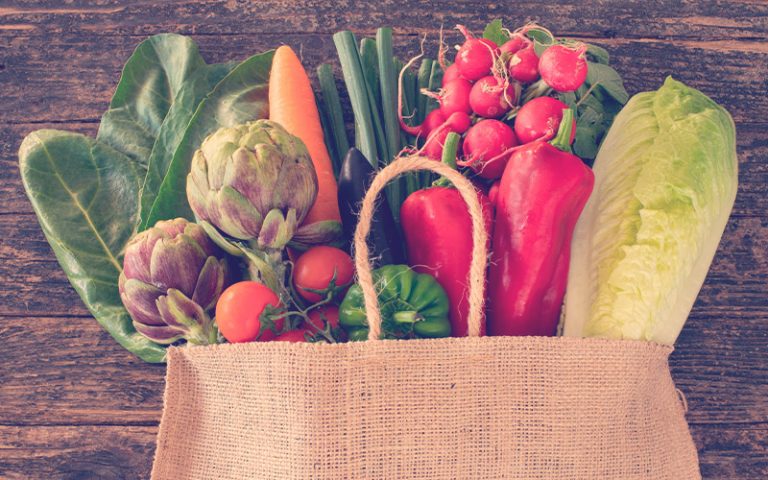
left=0, top=1, right=766, bottom=478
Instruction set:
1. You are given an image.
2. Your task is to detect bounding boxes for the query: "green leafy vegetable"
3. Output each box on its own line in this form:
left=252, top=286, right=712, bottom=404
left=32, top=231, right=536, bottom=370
left=19, top=130, right=166, bottom=363
left=316, top=63, right=350, bottom=176
left=586, top=43, right=610, bottom=64
left=144, top=50, right=274, bottom=226
left=333, top=31, right=378, bottom=167
left=138, top=62, right=236, bottom=230
left=586, top=62, right=630, bottom=104
left=98, top=34, right=207, bottom=169
left=564, top=77, right=738, bottom=345
left=482, top=19, right=509, bottom=46
left=376, top=27, right=400, bottom=163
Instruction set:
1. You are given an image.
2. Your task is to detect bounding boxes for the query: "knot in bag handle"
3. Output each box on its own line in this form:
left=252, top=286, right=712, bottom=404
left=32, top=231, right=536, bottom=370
left=353, top=155, right=488, bottom=341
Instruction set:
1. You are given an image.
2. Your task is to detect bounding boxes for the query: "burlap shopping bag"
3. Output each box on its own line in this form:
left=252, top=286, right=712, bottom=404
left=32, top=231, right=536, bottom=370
left=151, top=157, right=700, bottom=479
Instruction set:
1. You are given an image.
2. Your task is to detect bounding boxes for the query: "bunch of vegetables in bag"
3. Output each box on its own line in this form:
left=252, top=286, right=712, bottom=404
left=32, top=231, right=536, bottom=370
left=19, top=20, right=738, bottom=364
left=320, top=20, right=737, bottom=342
left=319, top=21, right=621, bottom=337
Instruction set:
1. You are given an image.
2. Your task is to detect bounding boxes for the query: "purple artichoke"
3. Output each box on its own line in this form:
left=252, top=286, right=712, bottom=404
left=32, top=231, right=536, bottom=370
left=186, top=120, right=318, bottom=250
left=118, top=218, right=229, bottom=345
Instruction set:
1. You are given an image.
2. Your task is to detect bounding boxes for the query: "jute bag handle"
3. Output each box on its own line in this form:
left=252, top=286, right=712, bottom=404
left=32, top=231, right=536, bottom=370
left=353, top=155, right=489, bottom=340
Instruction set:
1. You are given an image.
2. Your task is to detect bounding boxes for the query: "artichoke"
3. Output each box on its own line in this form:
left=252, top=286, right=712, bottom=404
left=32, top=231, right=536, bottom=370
left=186, top=120, right=318, bottom=251
left=118, top=218, right=229, bottom=345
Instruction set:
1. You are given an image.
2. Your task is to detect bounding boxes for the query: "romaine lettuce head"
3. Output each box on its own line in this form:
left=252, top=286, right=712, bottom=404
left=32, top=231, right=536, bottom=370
left=564, top=77, right=738, bottom=345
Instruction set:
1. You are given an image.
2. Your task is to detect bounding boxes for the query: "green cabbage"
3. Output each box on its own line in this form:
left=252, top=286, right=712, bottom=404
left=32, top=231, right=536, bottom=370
left=563, top=77, right=738, bottom=345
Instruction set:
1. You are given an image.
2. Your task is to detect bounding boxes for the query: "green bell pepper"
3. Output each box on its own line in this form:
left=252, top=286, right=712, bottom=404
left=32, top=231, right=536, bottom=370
left=339, top=265, right=451, bottom=340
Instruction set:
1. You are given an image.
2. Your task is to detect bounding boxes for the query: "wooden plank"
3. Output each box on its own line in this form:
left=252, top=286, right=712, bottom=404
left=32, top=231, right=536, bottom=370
left=0, top=425, right=156, bottom=480
left=0, top=423, right=764, bottom=479
left=0, top=31, right=766, bottom=125
left=0, top=317, right=165, bottom=427
left=692, top=423, right=768, bottom=479
left=673, top=308, right=768, bottom=425
left=0, top=0, right=765, bottom=40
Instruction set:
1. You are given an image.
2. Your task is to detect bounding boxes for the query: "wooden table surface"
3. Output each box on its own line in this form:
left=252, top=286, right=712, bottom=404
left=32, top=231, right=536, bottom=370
left=1, top=1, right=766, bottom=478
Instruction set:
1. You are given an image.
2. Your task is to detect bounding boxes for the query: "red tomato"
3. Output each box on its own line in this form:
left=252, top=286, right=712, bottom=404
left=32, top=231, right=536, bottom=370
left=293, top=246, right=354, bottom=303
left=305, top=305, right=340, bottom=331
left=215, top=281, right=283, bottom=343
left=274, top=329, right=311, bottom=343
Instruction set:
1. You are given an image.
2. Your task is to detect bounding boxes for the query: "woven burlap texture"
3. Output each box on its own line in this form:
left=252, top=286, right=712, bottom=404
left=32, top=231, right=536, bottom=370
left=151, top=156, right=700, bottom=479
left=151, top=337, right=699, bottom=479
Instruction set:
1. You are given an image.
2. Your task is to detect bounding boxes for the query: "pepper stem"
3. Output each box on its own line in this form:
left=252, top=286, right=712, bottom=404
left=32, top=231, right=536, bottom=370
left=550, top=108, right=574, bottom=153
left=392, top=311, right=423, bottom=324
left=433, top=132, right=461, bottom=187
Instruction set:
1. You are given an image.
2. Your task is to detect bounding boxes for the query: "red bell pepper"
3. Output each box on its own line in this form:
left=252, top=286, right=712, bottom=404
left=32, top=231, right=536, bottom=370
left=487, top=121, right=594, bottom=336
left=400, top=186, right=493, bottom=336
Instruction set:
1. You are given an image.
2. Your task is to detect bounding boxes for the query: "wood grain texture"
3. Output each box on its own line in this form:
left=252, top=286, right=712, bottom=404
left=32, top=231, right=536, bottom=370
left=0, top=426, right=156, bottom=480
left=0, top=0, right=766, bottom=478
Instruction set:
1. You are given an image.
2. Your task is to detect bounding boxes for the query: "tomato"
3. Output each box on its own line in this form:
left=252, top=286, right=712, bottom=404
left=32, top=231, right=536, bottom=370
left=293, top=246, right=354, bottom=303
left=305, top=305, right=340, bottom=331
left=215, top=281, right=283, bottom=343
left=274, top=329, right=311, bottom=342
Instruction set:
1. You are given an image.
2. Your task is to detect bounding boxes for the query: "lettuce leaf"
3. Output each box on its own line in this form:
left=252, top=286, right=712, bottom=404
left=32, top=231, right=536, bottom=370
left=564, top=77, right=738, bottom=345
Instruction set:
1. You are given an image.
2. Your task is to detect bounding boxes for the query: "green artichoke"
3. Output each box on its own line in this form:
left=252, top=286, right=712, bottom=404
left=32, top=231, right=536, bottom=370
left=118, top=218, right=229, bottom=345
left=186, top=120, right=318, bottom=251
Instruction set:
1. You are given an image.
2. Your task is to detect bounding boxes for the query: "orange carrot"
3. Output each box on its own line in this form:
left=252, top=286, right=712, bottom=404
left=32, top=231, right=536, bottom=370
left=269, top=45, right=341, bottom=226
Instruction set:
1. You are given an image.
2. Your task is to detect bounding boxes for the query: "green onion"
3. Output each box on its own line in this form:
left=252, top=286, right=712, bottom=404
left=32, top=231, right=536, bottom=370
left=333, top=31, right=377, bottom=167
left=360, top=41, right=390, bottom=168
left=315, top=91, right=340, bottom=176
left=376, top=27, right=401, bottom=165
left=316, top=63, right=349, bottom=176
left=416, top=58, right=433, bottom=125
left=360, top=38, right=382, bottom=115
left=421, top=59, right=443, bottom=188
left=401, top=60, right=419, bottom=200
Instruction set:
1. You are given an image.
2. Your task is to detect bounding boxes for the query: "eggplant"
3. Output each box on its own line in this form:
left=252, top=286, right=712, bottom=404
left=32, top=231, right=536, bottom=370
left=337, top=148, right=405, bottom=266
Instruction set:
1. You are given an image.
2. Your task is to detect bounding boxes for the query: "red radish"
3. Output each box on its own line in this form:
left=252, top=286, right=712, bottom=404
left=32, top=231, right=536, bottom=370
left=459, top=119, right=518, bottom=179
left=499, top=36, right=527, bottom=55
left=422, top=112, right=470, bottom=160
left=469, top=76, right=517, bottom=119
left=423, top=128, right=453, bottom=160
left=509, top=45, right=539, bottom=83
left=439, top=78, right=473, bottom=116
left=538, top=44, right=588, bottom=92
left=441, top=63, right=462, bottom=86
left=422, top=109, right=446, bottom=135
left=514, top=96, right=576, bottom=144
left=444, top=111, right=472, bottom=133
left=455, top=26, right=499, bottom=81
left=399, top=91, right=450, bottom=138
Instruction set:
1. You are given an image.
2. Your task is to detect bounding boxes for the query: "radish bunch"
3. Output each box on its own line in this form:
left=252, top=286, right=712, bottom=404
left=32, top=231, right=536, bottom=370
left=400, top=23, right=590, bottom=180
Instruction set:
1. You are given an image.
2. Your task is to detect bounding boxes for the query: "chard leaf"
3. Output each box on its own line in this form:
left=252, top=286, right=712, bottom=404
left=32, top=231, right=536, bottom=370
left=144, top=50, right=275, bottom=226
left=483, top=19, right=509, bottom=46
left=97, top=34, right=206, bottom=169
left=138, top=62, right=236, bottom=230
left=19, top=130, right=166, bottom=363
